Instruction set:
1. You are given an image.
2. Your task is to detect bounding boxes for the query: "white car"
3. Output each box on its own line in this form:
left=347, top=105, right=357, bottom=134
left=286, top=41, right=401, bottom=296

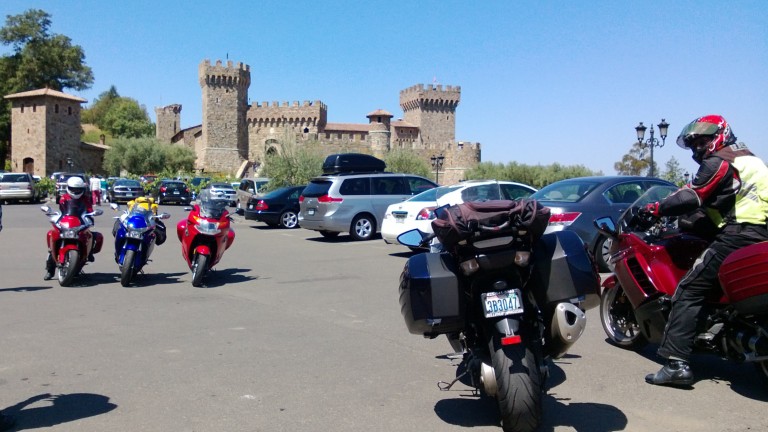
left=381, top=180, right=537, bottom=247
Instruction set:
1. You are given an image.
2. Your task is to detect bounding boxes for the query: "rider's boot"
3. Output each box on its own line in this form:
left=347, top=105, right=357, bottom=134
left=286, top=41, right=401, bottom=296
left=645, top=358, right=694, bottom=387
left=43, top=253, right=56, bottom=280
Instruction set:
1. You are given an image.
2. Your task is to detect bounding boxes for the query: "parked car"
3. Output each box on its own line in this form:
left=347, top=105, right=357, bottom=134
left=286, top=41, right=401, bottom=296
left=0, top=172, right=38, bottom=203
left=140, top=174, right=157, bottom=184
left=381, top=179, right=538, bottom=247
left=203, top=182, right=237, bottom=206
left=530, top=175, right=676, bottom=272
left=152, top=180, right=192, bottom=205
left=245, top=185, right=306, bottom=228
left=235, top=177, right=271, bottom=211
left=108, top=178, right=144, bottom=203
left=299, top=172, right=437, bottom=241
left=53, top=173, right=88, bottom=204
left=191, top=176, right=211, bottom=188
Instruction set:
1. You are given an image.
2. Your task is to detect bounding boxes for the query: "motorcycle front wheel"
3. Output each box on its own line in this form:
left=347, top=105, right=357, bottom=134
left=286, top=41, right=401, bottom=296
left=58, top=249, right=79, bottom=287
left=120, top=249, right=136, bottom=287
left=191, top=254, right=208, bottom=287
left=600, top=284, right=648, bottom=349
left=490, top=335, right=542, bottom=432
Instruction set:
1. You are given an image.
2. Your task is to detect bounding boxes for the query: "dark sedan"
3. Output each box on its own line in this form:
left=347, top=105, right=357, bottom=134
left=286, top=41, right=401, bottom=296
left=244, top=185, right=305, bottom=228
left=530, top=176, right=676, bottom=272
left=152, top=180, right=192, bottom=205
left=108, top=178, right=144, bottom=203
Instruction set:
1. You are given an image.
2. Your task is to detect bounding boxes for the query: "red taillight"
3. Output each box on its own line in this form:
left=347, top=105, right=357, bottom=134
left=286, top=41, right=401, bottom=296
left=255, top=200, right=268, bottom=211
left=160, top=186, right=167, bottom=193
left=299, top=195, right=305, bottom=203
left=548, top=212, right=581, bottom=226
left=501, top=335, right=522, bottom=346
left=317, top=194, right=343, bottom=203
left=185, top=188, right=190, bottom=193
left=416, top=207, right=437, bottom=221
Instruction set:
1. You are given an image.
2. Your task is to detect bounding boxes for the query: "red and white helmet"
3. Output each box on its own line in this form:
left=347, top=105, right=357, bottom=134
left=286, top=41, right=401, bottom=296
left=66, top=176, right=86, bottom=199
left=676, top=114, right=737, bottom=163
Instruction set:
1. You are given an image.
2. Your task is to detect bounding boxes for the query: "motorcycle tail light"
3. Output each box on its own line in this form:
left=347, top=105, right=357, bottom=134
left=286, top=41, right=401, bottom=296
left=549, top=212, right=581, bottom=227
left=501, top=335, right=522, bottom=346
left=255, top=200, right=268, bottom=211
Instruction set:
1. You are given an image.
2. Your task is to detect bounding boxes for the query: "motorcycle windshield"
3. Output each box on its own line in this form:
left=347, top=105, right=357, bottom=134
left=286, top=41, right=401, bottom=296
left=198, top=189, right=229, bottom=219
left=126, top=207, right=153, bottom=230
left=61, top=199, right=87, bottom=217
left=617, top=185, right=678, bottom=227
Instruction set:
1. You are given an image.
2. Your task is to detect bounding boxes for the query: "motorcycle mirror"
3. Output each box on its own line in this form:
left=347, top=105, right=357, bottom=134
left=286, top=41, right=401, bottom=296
left=397, top=229, right=427, bottom=247
left=593, top=217, right=618, bottom=237
left=110, top=203, right=119, bottom=211
left=159, top=213, right=171, bottom=220
left=40, top=205, right=50, bottom=213
left=183, top=206, right=193, bottom=212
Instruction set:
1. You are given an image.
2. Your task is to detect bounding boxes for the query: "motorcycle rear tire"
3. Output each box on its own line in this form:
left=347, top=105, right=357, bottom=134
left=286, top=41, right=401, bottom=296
left=58, top=250, right=79, bottom=287
left=191, top=254, right=208, bottom=287
left=120, top=249, right=136, bottom=287
left=600, top=284, right=648, bottom=349
left=490, top=335, right=543, bottom=432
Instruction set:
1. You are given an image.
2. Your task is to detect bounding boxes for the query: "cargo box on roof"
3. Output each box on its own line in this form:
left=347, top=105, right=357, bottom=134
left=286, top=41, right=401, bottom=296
left=322, top=153, right=386, bottom=174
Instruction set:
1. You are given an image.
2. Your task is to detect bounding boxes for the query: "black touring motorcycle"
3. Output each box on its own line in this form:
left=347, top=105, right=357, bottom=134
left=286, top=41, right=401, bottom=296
left=397, top=199, right=599, bottom=432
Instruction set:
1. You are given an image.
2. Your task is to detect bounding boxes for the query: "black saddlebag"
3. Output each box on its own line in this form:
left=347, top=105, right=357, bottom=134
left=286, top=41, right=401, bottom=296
left=529, top=230, right=600, bottom=310
left=399, top=252, right=464, bottom=337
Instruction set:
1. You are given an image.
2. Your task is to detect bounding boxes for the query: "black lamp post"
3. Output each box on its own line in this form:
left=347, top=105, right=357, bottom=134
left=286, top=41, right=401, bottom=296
left=635, top=119, right=669, bottom=178
left=430, top=154, right=445, bottom=184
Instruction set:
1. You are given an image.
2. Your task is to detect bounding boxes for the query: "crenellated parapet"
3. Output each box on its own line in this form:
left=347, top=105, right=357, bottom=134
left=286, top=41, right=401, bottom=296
left=198, top=59, right=251, bottom=89
left=156, top=104, right=182, bottom=115
left=399, top=83, right=461, bottom=112
left=246, top=100, right=328, bottom=129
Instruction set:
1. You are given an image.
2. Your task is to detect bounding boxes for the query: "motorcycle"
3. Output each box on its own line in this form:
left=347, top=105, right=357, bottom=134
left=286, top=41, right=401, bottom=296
left=176, top=189, right=235, bottom=287
left=42, top=202, right=104, bottom=287
left=397, top=200, right=599, bottom=432
left=111, top=202, right=171, bottom=287
left=593, top=185, right=768, bottom=382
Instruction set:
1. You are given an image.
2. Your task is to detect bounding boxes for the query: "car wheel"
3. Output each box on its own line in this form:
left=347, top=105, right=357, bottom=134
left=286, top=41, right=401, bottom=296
left=350, top=214, right=376, bottom=241
left=595, top=235, right=614, bottom=272
left=280, top=211, right=299, bottom=229
left=319, top=230, right=340, bottom=238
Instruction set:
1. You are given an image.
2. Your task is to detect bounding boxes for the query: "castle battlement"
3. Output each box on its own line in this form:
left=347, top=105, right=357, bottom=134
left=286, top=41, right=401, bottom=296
left=199, top=59, right=251, bottom=89
left=155, top=104, right=182, bottom=114
left=400, top=83, right=461, bottom=111
left=250, top=100, right=328, bottom=110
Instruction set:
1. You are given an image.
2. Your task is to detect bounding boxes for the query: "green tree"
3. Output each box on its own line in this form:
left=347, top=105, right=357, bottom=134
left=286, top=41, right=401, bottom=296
left=614, top=141, right=656, bottom=176
left=0, top=9, right=93, bottom=145
left=660, top=156, right=686, bottom=185
left=100, top=97, right=154, bottom=138
left=463, top=161, right=600, bottom=189
left=103, top=137, right=195, bottom=176
left=384, top=148, right=431, bottom=178
left=260, top=138, right=324, bottom=189
left=81, top=85, right=120, bottom=126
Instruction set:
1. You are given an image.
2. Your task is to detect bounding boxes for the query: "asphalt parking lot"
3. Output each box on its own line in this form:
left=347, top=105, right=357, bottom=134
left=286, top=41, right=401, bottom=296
left=0, top=202, right=766, bottom=432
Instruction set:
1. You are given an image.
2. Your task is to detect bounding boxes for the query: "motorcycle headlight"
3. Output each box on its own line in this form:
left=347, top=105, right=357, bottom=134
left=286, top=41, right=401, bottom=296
left=61, top=228, right=79, bottom=239
left=126, top=230, right=144, bottom=239
left=197, top=220, right=221, bottom=235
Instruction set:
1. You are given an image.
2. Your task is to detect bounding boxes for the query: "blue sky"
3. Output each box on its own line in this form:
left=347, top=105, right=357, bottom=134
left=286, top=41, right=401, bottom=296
left=2, top=1, right=766, bottom=176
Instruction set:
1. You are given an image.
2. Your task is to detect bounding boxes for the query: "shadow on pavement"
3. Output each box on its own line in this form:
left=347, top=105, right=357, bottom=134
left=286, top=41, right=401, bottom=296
left=1, top=393, right=117, bottom=430
left=0, top=286, right=52, bottom=293
left=196, top=267, right=258, bottom=288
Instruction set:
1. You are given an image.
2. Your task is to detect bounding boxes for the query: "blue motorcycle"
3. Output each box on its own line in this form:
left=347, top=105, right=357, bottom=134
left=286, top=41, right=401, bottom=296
left=111, top=203, right=170, bottom=286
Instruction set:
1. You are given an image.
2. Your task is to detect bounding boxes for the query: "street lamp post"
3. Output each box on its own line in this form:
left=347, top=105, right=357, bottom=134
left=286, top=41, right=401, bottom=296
left=635, top=119, right=670, bottom=178
left=66, top=157, right=74, bottom=172
left=430, top=154, right=445, bottom=185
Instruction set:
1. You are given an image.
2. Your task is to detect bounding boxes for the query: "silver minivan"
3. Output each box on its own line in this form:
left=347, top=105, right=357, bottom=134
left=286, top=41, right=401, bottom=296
left=298, top=172, right=437, bottom=240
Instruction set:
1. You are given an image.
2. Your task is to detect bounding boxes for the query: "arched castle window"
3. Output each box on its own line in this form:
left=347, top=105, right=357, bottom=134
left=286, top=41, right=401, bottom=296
left=33, top=104, right=36, bottom=112
left=55, top=104, right=59, bottom=114
left=68, top=106, right=72, bottom=115
left=20, top=104, right=24, bottom=113
left=303, top=128, right=309, bottom=133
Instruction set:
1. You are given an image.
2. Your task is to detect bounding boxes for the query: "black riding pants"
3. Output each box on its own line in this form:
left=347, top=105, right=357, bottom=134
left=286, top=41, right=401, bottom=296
left=658, top=224, right=768, bottom=361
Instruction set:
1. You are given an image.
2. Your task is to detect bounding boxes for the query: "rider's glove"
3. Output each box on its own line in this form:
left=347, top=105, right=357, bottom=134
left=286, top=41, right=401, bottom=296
left=641, top=202, right=661, bottom=217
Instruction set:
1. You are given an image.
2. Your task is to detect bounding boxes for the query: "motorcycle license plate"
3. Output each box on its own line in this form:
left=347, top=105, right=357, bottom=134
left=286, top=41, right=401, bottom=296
left=481, top=289, right=523, bottom=318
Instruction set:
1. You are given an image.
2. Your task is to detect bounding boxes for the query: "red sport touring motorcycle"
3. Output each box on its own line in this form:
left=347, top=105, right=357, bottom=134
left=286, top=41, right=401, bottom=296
left=398, top=199, right=599, bottom=432
left=42, top=202, right=104, bottom=286
left=594, top=185, right=768, bottom=382
left=177, top=189, right=235, bottom=287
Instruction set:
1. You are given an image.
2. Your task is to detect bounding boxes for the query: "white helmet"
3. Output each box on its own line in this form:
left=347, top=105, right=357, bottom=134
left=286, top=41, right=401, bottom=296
left=66, top=176, right=86, bottom=199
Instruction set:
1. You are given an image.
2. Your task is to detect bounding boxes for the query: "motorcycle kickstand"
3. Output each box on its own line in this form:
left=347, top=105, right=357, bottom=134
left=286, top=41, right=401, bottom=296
left=437, top=369, right=470, bottom=391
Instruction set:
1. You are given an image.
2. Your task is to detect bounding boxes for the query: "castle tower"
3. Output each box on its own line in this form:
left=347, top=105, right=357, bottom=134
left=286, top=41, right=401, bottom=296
left=155, top=104, right=182, bottom=144
left=198, top=59, right=251, bottom=174
left=399, top=84, right=460, bottom=146
left=366, top=109, right=393, bottom=159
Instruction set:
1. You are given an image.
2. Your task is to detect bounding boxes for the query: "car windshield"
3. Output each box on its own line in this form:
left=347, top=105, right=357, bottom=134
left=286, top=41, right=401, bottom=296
left=210, top=183, right=234, bottom=190
left=531, top=179, right=601, bottom=202
left=407, top=185, right=462, bottom=202
left=116, top=180, right=140, bottom=187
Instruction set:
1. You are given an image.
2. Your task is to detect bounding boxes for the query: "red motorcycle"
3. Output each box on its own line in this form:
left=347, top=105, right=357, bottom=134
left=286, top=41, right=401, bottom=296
left=176, top=189, right=235, bottom=286
left=42, top=202, right=104, bottom=286
left=593, top=185, right=768, bottom=382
